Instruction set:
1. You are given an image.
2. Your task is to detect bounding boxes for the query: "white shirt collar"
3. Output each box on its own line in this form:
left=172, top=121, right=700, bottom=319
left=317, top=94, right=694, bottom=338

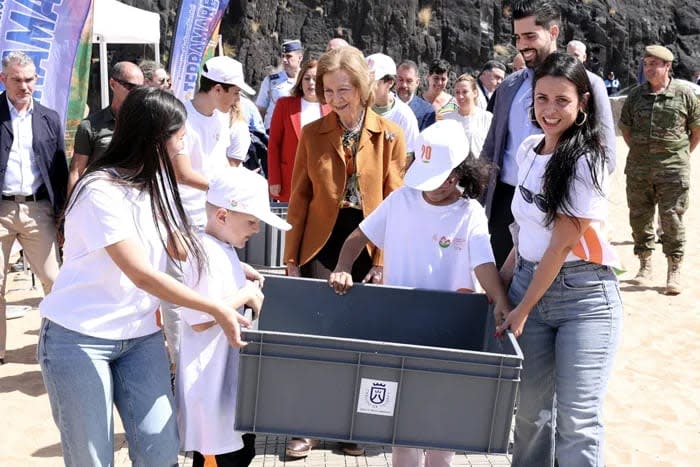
left=6, top=94, right=34, bottom=117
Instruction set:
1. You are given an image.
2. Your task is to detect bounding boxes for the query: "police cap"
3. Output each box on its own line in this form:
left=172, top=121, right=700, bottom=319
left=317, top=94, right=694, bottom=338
left=282, top=40, right=303, bottom=53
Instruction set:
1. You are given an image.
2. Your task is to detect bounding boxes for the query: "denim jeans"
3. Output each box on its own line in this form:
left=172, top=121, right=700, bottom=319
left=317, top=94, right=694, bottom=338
left=509, top=259, right=622, bottom=467
left=38, top=319, right=179, bottom=467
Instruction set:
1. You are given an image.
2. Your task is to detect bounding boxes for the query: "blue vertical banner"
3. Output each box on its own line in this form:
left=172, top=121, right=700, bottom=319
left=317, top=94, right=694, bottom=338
left=169, top=0, right=230, bottom=100
left=0, top=0, right=92, bottom=126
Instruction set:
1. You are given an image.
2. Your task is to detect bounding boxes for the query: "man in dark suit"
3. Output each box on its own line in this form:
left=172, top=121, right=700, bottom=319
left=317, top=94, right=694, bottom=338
left=0, top=51, right=68, bottom=364
left=396, top=60, right=436, bottom=131
left=476, top=60, right=506, bottom=110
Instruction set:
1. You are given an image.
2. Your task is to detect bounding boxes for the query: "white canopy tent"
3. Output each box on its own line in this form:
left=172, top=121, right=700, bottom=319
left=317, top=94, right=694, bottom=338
left=92, top=0, right=161, bottom=108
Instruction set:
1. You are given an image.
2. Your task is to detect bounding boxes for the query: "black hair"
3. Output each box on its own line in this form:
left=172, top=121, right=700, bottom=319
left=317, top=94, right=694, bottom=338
left=199, top=74, right=234, bottom=93
left=532, top=52, right=605, bottom=227
left=511, top=0, right=561, bottom=27
left=429, top=59, right=450, bottom=75
left=482, top=60, right=506, bottom=73
left=455, top=157, right=494, bottom=200
left=67, top=87, right=206, bottom=273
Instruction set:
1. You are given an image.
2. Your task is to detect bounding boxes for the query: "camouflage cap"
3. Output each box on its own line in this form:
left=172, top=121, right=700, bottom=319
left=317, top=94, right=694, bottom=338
left=644, top=45, right=674, bottom=62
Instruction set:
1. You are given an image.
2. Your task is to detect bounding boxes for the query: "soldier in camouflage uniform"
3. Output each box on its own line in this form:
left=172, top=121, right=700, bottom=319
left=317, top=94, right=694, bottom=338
left=619, top=45, right=700, bottom=295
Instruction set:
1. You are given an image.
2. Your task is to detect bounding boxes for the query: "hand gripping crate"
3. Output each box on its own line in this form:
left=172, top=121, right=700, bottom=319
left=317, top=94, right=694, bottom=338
left=236, top=276, right=522, bottom=454
left=236, top=203, right=287, bottom=269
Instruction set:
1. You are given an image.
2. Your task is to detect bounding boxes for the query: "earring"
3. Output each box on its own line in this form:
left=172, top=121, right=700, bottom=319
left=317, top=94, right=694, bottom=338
left=528, top=106, right=537, bottom=123
left=575, top=110, right=588, bottom=126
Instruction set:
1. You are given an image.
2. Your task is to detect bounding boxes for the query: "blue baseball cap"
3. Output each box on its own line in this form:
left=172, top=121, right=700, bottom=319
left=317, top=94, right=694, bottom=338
left=282, top=40, right=303, bottom=53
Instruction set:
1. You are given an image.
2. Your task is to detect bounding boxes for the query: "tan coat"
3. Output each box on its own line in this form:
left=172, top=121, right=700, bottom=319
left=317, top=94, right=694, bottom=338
left=284, top=108, right=406, bottom=267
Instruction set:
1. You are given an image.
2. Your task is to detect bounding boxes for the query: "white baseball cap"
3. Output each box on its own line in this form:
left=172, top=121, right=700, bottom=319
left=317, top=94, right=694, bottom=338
left=404, top=120, right=469, bottom=191
left=207, top=167, right=291, bottom=231
left=366, top=53, right=397, bottom=81
left=201, top=56, right=256, bottom=96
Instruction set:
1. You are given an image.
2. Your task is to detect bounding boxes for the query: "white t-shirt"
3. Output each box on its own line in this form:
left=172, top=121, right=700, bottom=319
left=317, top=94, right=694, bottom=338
left=176, top=233, right=246, bottom=454
left=227, top=119, right=252, bottom=162
left=40, top=175, right=166, bottom=339
left=180, top=99, right=231, bottom=227
left=512, top=135, right=619, bottom=267
left=443, top=107, right=493, bottom=158
left=300, top=97, right=322, bottom=128
left=359, top=186, right=494, bottom=292
left=382, top=94, right=420, bottom=154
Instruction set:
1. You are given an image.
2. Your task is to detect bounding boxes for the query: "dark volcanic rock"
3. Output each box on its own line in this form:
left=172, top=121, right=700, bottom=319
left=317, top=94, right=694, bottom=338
left=220, top=0, right=700, bottom=90
left=120, top=1, right=700, bottom=90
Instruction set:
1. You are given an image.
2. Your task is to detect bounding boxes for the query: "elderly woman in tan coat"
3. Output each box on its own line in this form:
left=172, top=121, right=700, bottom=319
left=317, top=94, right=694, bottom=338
left=285, top=46, right=406, bottom=283
left=283, top=46, right=406, bottom=459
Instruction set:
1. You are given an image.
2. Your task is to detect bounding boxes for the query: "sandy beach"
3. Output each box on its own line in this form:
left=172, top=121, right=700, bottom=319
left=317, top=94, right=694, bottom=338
left=0, top=136, right=698, bottom=466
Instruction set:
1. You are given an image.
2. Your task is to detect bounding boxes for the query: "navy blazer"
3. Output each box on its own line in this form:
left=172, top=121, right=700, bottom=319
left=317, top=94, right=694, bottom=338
left=408, top=95, right=437, bottom=131
left=480, top=69, right=529, bottom=218
left=0, top=92, right=68, bottom=217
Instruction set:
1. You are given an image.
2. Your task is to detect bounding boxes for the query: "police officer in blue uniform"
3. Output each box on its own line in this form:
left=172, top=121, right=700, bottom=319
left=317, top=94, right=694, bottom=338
left=256, top=39, right=304, bottom=132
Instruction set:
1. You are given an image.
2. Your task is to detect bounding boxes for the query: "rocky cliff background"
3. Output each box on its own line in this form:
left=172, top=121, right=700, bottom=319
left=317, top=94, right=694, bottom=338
left=122, top=0, right=700, bottom=89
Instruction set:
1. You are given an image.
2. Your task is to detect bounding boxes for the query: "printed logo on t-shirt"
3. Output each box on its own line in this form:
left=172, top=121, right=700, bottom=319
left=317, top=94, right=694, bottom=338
left=433, top=234, right=466, bottom=250
left=420, top=144, right=432, bottom=163
left=438, top=236, right=452, bottom=248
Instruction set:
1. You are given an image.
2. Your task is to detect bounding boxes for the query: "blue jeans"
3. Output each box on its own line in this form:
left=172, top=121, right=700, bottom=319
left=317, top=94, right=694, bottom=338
left=38, top=319, right=178, bottom=467
left=509, top=260, right=622, bottom=467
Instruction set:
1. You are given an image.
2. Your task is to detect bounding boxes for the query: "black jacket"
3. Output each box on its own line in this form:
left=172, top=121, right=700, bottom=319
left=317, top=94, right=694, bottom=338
left=0, top=91, right=68, bottom=217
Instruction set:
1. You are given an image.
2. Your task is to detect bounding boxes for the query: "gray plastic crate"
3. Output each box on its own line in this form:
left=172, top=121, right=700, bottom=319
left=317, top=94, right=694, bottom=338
left=236, top=203, right=287, bottom=268
left=236, top=275, right=522, bottom=454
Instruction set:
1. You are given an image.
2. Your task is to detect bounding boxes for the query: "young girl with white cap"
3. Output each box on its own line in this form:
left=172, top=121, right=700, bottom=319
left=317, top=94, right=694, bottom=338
left=328, top=119, right=510, bottom=467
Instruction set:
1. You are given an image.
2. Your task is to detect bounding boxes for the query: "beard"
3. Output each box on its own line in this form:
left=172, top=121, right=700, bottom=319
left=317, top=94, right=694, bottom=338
left=520, top=44, right=552, bottom=69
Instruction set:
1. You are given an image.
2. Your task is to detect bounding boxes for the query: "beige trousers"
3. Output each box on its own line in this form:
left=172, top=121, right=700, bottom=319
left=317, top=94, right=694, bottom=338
left=0, top=200, right=60, bottom=358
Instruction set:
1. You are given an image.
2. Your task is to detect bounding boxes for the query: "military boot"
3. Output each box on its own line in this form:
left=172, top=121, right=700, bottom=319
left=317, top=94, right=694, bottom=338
left=666, top=256, right=682, bottom=295
left=630, top=251, right=653, bottom=285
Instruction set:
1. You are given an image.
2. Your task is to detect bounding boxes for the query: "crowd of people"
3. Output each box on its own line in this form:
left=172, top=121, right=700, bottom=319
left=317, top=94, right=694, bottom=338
left=1, top=0, right=699, bottom=466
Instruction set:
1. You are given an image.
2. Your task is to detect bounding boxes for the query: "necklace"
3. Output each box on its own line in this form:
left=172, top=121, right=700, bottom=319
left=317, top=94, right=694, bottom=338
left=339, top=109, right=365, bottom=132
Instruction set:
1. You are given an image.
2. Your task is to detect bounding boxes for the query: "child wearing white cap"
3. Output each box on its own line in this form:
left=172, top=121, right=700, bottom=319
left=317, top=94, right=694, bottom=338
left=176, top=167, right=290, bottom=467
left=328, top=119, right=510, bottom=467
left=165, top=55, right=256, bottom=374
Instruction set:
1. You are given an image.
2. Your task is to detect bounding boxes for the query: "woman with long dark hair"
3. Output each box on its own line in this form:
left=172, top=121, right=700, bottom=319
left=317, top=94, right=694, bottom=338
left=38, top=87, right=254, bottom=467
left=497, top=53, right=622, bottom=466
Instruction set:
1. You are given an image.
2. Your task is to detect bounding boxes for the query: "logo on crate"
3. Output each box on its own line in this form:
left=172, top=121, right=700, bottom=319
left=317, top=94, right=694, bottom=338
left=357, top=378, right=398, bottom=417
left=369, top=383, right=386, bottom=404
